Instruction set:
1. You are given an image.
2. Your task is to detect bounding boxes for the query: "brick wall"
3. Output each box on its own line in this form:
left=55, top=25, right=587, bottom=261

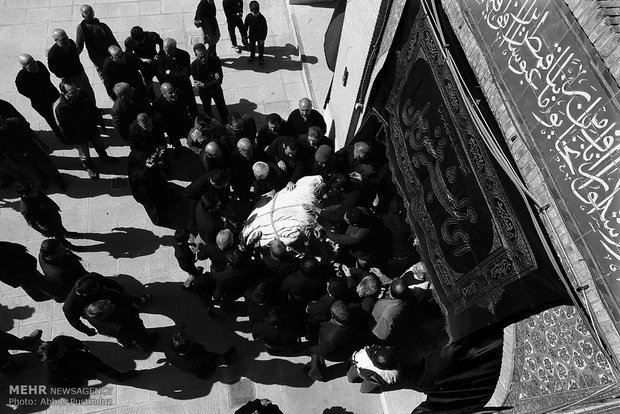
left=441, top=0, right=620, bottom=368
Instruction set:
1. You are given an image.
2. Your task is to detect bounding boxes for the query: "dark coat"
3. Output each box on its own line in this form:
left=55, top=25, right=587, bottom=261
left=153, top=92, right=194, bottom=138
left=286, top=109, right=326, bottom=136
left=256, top=120, right=294, bottom=149
left=164, top=341, right=219, bottom=379
left=102, top=53, right=146, bottom=100
left=19, top=193, right=65, bottom=238
left=76, top=18, right=119, bottom=63
left=251, top=319, right=299, bottom=348
left=315, top=315, right=367, bottom=361
left=280, top=270, right=325, bottom=304
left=229, top=148, right=267, bottom=199
left=111, top=94, right=151, bottom=140
left=127, top=120, right=166, bottom=154
left=194, top=203, right=224, bottom=243
left=266, top=136, right=310, bottom=184
left=54, top=93, right=103, bottom=145
left=39, top=249, right=87, bottom=301
left=47, top=40, right=83, bottom=79
left=244, top=12, right=268, bottom=41
left=156, top=48, right=193, bottom=90
left=15, top=61, right=60, bottom=108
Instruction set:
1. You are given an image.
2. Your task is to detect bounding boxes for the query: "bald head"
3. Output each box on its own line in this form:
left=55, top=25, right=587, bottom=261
left=390, top=279, right=409, bottom=299
left=205, top=141, right=222, bottom=158
left=160, top=82, right=177, bottom=102
left=163, top=38, right=177, bottom=56
left=113, top=82, right=131, bottom=99
left=299, top=98, right=312, bottom=117
left=81, top=5, right=94, bottom=19
left=108, top=45, right=121, bottom=57
left=253, top=161, right=269, bottom=179
left=353, top=141, right=370, bottom=160
left=52, top=29, right=69, bottom=47
left=18, top=54, right=38, bottom=72
left=237, top=138, right=253, bottom=158
left=137, top=113, right=153, bottom=131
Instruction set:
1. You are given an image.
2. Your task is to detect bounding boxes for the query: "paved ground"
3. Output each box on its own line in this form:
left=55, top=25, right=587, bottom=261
left=0, top=0, right=424, bottom=413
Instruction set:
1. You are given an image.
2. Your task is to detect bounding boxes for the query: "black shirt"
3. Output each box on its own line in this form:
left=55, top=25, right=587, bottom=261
left=15, top=61, right=60, bottom=106
left=157, top=49, right=192, bottom=90
left=48, top=40, right=83, bottom=78
left=125, top=31, right=162, bottom=59
left=190, top=56, right=223, bottom=91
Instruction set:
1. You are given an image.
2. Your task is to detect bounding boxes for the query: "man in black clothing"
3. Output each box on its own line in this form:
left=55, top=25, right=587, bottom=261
left=128, top=148, right=171, bottom=226
left=38, top=335, right=137, bottom=386
left=287, top=98, right=327, bottom=136
left=191, top=43, right=228, bottom=124
left=128, top=113, right=167, bottom=155
left=39, top=238, right=88, bottom=302
left=15, top=181, right=73, bottom=249
left=63, top=272, right=150, bottom=336
left=111, top=83, right=152, bottom=141
left=102, top=45, right=147, bottom=101
left=0, top=111, right=66, bottom=191
left=76, top=4, right=119, bottom=77
left=266, top=135, right=310, bottom=191
left=194, top=0, right=220, bottom=57
left=125, top=26, right=162, bottom=98
left=15, top=54, right=63, bottom=141
left=230, top=138, right=266, bottom=201
left=153, top=83, right=194, bottom=152
left=163, top=331, right=234, bottom=379
left=225, top=112, right=257, bottom=144
left=223, top=0, right=247, bottom=53
left=157, top=38, right=198, bottom=118
left=54, top=81, right=116, bottom=179
left=48, top=28, right=96, bottom=103
left=1, top=329, right=42, bottom=374
left=0, top=241, right=58, bottom=302
left=256, top=113, right=294, bottom=149
left=251, top=160, right=284, bottom=196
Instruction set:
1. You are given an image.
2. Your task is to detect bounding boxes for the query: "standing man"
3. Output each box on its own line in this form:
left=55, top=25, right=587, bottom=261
left=54, top=81, right=116, bottom=179
left=194, top=0, right=220, bottom=57
left=102, top=45, right=147, bottom=101
left=287, top=98, right=327, bottom=137
left=76, top=4, right=119, bottom=78
left=223, top=0, right=247, bottom=53
left=153, top=83, right=194, bottom=154
left=125, top=26, right=163, bottom=100
left=156, top=38, right=198, bottom=117
left=111, top=83, right=152, bottom=141
left=191, top=43, right=228, bottom=124
left=15, top=54, right=63, bottom=142
left=48, top=29, right=96, bottom=103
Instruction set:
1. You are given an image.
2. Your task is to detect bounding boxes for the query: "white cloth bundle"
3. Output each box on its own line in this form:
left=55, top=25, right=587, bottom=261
left=242, top=175, right=324, bottom=248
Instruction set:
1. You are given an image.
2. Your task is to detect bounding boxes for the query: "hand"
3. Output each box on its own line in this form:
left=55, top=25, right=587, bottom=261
left=285, top=181, right=296, bottom=191
left=277, top=160, right=287, bottom=171
left=349, top=172, right=362, bottom=181
left=194, top=80, right=205, bottom=88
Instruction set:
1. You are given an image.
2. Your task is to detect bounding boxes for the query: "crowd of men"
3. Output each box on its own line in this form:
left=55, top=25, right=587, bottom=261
left=0, top=2, right=436, bottom=410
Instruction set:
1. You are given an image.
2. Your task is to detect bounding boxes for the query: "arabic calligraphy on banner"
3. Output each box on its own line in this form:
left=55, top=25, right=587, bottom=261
left=463, top=0, right=620, bottom=282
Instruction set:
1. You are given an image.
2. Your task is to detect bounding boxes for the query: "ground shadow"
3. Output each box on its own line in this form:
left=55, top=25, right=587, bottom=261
left=220, top=43, right=312, bottom=74
left=75, top=227, right=174, bottom=258
left=0, top=304, right=35, bottom=332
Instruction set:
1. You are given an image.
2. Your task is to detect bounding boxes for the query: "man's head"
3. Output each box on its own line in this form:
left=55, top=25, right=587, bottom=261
left=236, top=138, right=253, bottom=159
left=265, top=306, right=284, bottom=327
left=137, top=113, right=153, bottom=131
left=331, top=300, right=351, bottom=325
left=372, top=346, right=397, bottom=370
left=74, top=273, right=101, bottom=297
left=307, top=126, right=323, bottom=147
left=18, top=54, right=38, bottom=73
left=80, top=4, right=95, bottom=19
left=353, top=141, right=370, bottom=161
left=113, top=82, right=132, bottom=100
left=171, top=331, right=192, bottom=355
left=300, top=256, right=320, bottom=277
left=204, top=141, right=222, bottom=159
left=40, top=239, right=65, bottom=260
left=299, top=98, right=312, bottom=118
left=59, top=81, right=80, bottom=104
left=314, top=144, right=332, bottom=166
left=283, top=135, right=298, bottom=157
left=84, top=300, right=114, bottom=321
left=344, top=207, right=364, bottom=227
left=266, top=113, right=281, bottom=133
left=195, top=114, right=214, bottom=132
left=251, top=282, right=270, bottom=305
left=269, top=239, right=287, bottom=259
left=130, top=26, right=145, bottom=42
left=163, top=38, right=177, bottom=57
left=356, top=274, right=381, bottom=298
left=193, top=43, right=208, bottom=63
left=51, top=29, right=70, bottom=48
left=160, top=82, right=177, bottom=102
left=249, top=0, right=260, bottom=15
left=208, top=169, right=228, bottom=189
left=228, top=112, right=245, bottom=133
left=390, top=278, right=409, bottom=300
left=252, top=161, right=269, bottom=180
left=173, top=228, right=190, bottom=244
left=326, top=277, right=347, bottom=300
left=216, top=229, right=235, bottom=251
left=108, top=45, right=125, bottom=63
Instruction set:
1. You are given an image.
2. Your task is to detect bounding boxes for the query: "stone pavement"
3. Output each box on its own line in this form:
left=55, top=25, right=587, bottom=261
left=0, top=0, right=424, bottom=413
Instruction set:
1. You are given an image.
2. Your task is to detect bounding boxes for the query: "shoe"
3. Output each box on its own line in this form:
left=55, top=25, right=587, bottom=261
left=232, top=45, right=241, bottom=53
left=86, top=169, right=99, bottom=180
left=100, top=155, right=118, bottom=164
left=248, top=57, right=255, bottom=63
left=223, top=346, right=236, bottom=364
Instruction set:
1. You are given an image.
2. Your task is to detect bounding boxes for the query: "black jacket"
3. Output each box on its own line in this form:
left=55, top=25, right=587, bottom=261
left=15, top=61, right=60, bottom=107
left=102, top=53, right=146, bottom=100
left=39, top=249, right=87, bottom=301
left=76, top=18, right=119, bottom=63
left=54, top=92, right=103, bottom=144
left=48, top=40, right=83, bottom=78
left=244, top=12, right=268, bottom=41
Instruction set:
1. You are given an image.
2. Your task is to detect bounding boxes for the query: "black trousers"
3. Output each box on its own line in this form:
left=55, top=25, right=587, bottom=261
left=249, top=39, right=264, bottom=60
left=32, top=102, right=63, bottom=139
left=198, top=86, right=229, bottom=125
left=225, top=13, right=246, bottom=46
